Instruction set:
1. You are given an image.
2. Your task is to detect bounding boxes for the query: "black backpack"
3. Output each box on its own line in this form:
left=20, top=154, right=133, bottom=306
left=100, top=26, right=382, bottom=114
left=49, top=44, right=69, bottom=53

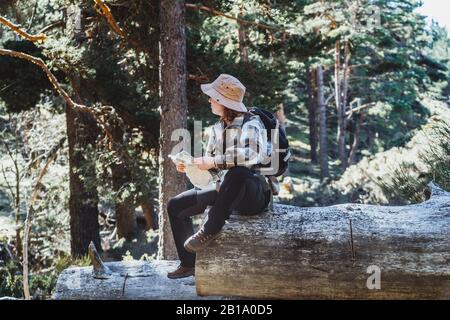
left=243, top=107, right=291, bottom=177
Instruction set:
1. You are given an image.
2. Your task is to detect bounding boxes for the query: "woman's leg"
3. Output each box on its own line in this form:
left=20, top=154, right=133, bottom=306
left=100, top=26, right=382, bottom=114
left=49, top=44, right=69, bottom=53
left=167, top=187, right=217, bottom=267
left=235, top=175, right=270, bottom=215
left=202, top=166, right=268, bottom=235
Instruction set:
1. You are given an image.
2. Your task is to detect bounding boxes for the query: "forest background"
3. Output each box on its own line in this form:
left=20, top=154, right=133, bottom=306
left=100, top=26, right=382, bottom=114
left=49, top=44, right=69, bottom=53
left=0, top=0, right=449, bottom=299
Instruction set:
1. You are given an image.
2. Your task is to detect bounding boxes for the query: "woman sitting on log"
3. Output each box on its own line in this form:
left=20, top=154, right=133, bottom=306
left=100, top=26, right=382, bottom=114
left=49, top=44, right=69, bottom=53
left=167, top=74, right=273, bottom=279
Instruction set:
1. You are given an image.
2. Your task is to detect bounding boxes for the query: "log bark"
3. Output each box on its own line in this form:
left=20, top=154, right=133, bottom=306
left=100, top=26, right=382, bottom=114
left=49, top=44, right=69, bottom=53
left=53, top=260, right=218, bottom=300
left=196, top=182, right=450, bottom=299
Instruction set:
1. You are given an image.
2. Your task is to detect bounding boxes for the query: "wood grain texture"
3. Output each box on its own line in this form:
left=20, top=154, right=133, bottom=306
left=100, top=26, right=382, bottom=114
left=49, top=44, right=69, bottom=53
left=53, top=260, right=211, bottom=300
left=158, top=0, right=188, bottom=259
left=195, top=182, right=450, bottom=299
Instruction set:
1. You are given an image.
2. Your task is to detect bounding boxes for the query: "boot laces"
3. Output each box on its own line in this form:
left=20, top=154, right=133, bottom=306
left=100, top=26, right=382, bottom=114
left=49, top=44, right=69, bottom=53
left=193, top=231, right=213, bottom=243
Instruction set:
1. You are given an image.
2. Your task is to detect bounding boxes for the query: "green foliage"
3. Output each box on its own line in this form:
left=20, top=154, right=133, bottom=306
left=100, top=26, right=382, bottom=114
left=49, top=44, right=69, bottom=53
left=0, top=103, right=72, bottom=298
left=0, top=247, right=91, bottom=299
left=106, top=229, right=158, bottom=261
left=0, top=260, right=23, bottom=298
left=1, top=0, right=450, bottom=299
left=380, top=117, right=450, bottom=203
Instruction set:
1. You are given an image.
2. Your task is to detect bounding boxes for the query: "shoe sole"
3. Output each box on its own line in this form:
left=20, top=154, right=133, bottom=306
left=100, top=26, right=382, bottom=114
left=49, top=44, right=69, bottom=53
left=167, top=272, right=195, bottom=279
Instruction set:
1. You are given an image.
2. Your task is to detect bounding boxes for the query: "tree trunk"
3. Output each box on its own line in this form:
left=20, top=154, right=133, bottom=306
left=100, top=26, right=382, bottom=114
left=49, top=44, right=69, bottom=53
left=66, top=5, right=101, bottom=257
left=158, top=0, right=188, bottom=259
left=275, top=103, right=286, bottom=129
left=237, top=8, right=250, bottom=67
left=341, top=39, right=352, bottom=164
left=335, top=40, right=348, bottom=170
left=366, top=125, right=374, bottom=149
left=111, top=125, right=137, bottom=241
left=307, top=67, right=318, bottom=164
left=196, top=182, right=450, bottom=299
left=341, top=40, right=351, bottom=120
left=141, top=200, right=157, bottom=230
left=14, top=157, right=22, bottom=257
left=275, top=103, right=290, bottom=182
left=317, top=65, right=330, bottom=179
left=66, top=106, right=101, bottom=257
left=348, top=111, right=366, bottom=165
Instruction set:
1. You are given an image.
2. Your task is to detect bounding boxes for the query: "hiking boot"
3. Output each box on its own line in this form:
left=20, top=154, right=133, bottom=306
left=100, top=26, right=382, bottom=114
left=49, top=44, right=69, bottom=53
left=167, top=264, right=195, bottom=279
left=184, top=229, right=221, bottom=253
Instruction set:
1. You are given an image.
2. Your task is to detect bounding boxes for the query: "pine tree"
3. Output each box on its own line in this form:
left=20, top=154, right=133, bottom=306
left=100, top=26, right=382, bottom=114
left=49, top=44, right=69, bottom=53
left=66, top=4, right=101, bottom=258
left=158, top=0, right=188, bottom=260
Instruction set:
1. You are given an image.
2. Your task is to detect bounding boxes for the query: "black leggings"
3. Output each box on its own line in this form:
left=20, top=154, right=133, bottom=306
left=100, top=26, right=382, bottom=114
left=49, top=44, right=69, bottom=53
left=167, top=166, right=270, bottom=267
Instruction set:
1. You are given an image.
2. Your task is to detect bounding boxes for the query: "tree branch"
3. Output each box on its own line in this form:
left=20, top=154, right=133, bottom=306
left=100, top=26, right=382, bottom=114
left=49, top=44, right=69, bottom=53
left=38, top=20, right=65, bottom=34
left=325, top=92, right=335, bottom=105
left=26, top=1, right=39, bottom=32
left=92, top=0, right=126, bottom=38
left=188, top=74, right=209, bottom=82
left=0, top=164, right=16, bottom=205
left=22, top=137, right=65, bottom=300
left=0, top=15, right=47, bottom=42
left=345, top=102, right=375, bottom=118
left=91, top=1, right=154, bottom=63
left=0, top=46, right=152, bottom=174
left=185, top=3, right=285, bottom=32
left=0, top=48, right=117, bottom=145
left=0, top=48, right=75, bottom=106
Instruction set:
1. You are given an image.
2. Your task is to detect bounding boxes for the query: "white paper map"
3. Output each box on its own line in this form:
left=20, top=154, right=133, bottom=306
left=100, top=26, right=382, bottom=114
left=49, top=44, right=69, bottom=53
left=169, top=151, right=214, bottom=189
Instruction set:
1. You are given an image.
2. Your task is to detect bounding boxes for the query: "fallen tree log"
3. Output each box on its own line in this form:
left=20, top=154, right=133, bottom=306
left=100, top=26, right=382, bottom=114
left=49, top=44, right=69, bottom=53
left=54, top=182, right=450, bottom=299
left=195, top=181, right=450, bottom=299
left=53, top=260, right=214, bottom=300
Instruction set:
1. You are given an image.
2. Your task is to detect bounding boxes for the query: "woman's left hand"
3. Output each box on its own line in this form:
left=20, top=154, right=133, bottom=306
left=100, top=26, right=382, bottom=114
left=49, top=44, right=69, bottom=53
left=193, top=156, right=215, bottom=170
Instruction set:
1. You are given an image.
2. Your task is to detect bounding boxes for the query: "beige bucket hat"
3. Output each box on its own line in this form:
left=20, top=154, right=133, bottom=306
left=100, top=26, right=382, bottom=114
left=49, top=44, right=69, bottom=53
left=201, top=74, right=247, bottom=112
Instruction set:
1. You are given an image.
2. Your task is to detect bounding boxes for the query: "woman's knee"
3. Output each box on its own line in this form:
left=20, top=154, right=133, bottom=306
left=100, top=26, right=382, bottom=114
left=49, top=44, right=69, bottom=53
left=167, top=197, right=181, bottom=219
left=167, top=189, right=198, bottom=219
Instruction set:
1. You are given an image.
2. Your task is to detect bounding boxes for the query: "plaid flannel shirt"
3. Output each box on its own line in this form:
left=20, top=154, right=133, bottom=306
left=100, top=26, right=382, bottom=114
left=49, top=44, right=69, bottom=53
left=204, top=114, right=271, bottom=189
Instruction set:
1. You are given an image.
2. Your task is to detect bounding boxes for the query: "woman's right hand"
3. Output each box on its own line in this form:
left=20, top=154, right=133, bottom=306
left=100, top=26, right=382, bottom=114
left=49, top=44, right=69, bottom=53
left=176, top=163, right=186, bottom=173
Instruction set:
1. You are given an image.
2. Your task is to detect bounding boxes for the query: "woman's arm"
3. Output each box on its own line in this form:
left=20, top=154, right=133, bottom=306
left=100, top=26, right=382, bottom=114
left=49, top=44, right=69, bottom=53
left=192, top=125, right=217, bottom=170
left=205, top=126, right=216, bottom=158
left=214, top=118, right=268, bottom=169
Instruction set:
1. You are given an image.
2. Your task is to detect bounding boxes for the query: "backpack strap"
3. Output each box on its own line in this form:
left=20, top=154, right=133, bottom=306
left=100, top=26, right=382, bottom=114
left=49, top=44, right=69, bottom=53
left=240, top=110, right=266, bottom=174
left=243, top=111, right=253, bottom=125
